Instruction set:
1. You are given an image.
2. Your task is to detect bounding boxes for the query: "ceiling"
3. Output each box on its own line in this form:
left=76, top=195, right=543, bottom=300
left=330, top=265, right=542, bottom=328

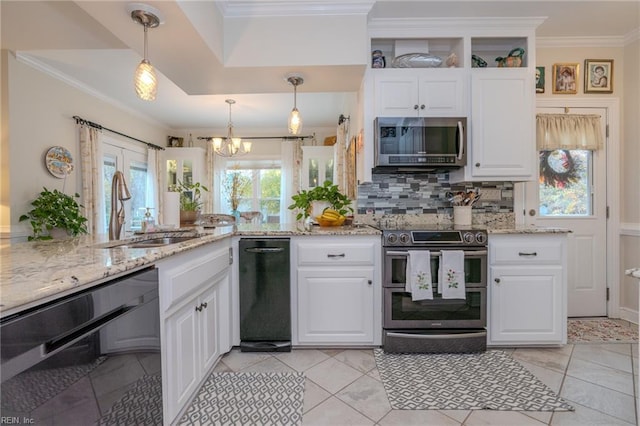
left=2, top=1, right=639, bottom=133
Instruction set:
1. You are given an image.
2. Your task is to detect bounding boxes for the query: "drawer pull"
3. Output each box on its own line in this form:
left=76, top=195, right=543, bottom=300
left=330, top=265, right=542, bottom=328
left=518, top=252, right=538, bottom=257
left=327, top=253, right=346, bottom=258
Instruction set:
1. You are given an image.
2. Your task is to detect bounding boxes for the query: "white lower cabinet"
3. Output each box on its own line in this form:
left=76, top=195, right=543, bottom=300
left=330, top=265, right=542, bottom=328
left=159, top=241, right=231, bottom=425
left=488, top=234, right=567, bottom=346
left=293, top=236, right=381, bottom=346
left=298, top=268, right=374, bottom=343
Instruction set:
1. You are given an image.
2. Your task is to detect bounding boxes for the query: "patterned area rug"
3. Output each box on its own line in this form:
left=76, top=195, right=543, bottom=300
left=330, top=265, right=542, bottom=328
left=374, top=349, right=574, bottom=411
left=0, top=356, right=106, bottom=413
left=97, top=375, right=163, bottom=425
left=179, top=371, right=305, bottom=426
left=567, top=318, right=638, bottom=343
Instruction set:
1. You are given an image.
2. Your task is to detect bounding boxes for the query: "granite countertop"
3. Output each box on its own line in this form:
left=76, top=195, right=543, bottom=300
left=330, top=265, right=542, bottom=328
left=486, top=225, right=571, bottom=234
left=0, top=223, right=380, bottom=317
left=1, top=219, right=567, bottom=317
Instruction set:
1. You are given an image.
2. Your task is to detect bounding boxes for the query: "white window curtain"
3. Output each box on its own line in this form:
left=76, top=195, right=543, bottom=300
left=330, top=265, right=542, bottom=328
left=78, top=124, right=104, bottom=235
left=210, top=144, right=228, bottom=213
left=205, top=143, right=215, bottom=213
left=280, top=138, right=302, bottom=224
left=335, top=120, right=349, bottom=193
left=536, top=114, right=604, bottom=150
left=146, top=148, right=161, bottom=223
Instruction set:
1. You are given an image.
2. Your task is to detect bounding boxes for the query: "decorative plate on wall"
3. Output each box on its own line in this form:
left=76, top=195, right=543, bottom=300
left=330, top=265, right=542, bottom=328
left=45, top=146, right=74, bottom=178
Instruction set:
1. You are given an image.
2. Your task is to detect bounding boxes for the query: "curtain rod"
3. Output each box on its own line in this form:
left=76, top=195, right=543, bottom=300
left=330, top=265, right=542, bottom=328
left=73, top=116, right=165, bottom=151
left=197, top=135, right=315, bottom=141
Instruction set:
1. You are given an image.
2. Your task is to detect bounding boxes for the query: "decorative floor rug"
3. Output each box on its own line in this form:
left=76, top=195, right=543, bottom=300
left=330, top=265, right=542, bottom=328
left=179, top=371, right=305, bottom=426
left=0, top=356, right=106, bottom=413
left=567, top=318, right=638, bottom=343
left=97, top=374, right=163, bottom=425
left=374, top=349, right=574, bottom=412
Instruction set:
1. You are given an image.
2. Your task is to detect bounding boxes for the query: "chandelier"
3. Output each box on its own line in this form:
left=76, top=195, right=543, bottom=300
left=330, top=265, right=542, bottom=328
left=212, top=99, right=252, bottom=157
left=131, top=5, right=161, bottom=101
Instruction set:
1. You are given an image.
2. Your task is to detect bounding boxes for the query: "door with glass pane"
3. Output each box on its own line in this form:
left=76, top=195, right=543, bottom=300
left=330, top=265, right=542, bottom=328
left=524, top=107, right=607, bottom=316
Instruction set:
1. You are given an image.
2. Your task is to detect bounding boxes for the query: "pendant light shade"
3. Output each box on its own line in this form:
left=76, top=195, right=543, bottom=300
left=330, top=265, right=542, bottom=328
left=213, top=99, right=252, bottom=157
left=134, top=58, right=157, bottom=101
left=287, top=76, right=304, bottom=135
left=131, top=7, right=161, bottom=101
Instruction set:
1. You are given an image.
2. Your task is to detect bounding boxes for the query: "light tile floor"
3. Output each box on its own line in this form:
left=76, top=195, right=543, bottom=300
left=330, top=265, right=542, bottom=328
left=214, top=342, right=639, bottom=425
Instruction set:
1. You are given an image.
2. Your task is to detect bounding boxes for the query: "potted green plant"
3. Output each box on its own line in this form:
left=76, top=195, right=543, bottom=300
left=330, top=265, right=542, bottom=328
left=170, top=180, right=209, bottom=225
left=19, top=187, right=89, bottom=240
left=288, top=180, right=354, bottom=221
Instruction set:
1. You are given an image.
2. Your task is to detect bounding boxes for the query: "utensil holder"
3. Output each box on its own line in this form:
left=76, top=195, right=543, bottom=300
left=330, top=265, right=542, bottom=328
left=453, top=205, right=472, bottom=226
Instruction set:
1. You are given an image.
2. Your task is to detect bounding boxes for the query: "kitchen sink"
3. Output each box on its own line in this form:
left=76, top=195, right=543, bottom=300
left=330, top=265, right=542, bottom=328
left=96, top=235, right=199, bottom=249
left=124, top=237, right=197, bottom=248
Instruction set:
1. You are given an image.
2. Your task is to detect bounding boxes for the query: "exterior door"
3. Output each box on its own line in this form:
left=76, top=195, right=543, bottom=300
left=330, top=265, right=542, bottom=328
left=523, top=107, right=608, bottom=317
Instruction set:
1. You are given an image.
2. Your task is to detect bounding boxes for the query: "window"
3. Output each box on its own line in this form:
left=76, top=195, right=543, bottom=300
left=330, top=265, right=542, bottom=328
left=538, top=149, right=592, bottom=216
left=222, top=164, right=281, bottom=223
left=102, top=138, right=151, bottom=233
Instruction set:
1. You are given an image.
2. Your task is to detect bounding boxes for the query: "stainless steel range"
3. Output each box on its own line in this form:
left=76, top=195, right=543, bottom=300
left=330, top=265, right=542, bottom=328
left=381, top=225, right=488, bottom=353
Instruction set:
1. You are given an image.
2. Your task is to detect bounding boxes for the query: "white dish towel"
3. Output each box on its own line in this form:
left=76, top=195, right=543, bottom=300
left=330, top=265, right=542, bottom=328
left=439, top=250, right=466, bottom=299
left=406, top=251, right=433, bottom=301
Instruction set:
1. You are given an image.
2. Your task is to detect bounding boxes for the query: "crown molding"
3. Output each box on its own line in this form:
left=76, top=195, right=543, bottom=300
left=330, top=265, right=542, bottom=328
left=216, top=1, right=375, bottom=17
left=368, top=16, right=546, bottom=36
left=15, top=52, right=167, bottom=129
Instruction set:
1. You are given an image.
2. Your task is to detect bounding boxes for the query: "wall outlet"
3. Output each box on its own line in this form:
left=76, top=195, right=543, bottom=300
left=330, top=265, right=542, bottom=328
left=480, top=189, right=502, bottom=201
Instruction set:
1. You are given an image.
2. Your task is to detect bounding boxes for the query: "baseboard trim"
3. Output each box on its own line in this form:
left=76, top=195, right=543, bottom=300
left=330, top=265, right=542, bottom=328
left=618, top=307, right=639, bottom=325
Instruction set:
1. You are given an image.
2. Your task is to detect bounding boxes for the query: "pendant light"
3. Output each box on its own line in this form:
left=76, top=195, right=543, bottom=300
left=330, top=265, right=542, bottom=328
left=131, top=6, right=160, bottom=101
left=212, top=99, right=252, bottom=157
left=287, top=75, right=304, bottom=135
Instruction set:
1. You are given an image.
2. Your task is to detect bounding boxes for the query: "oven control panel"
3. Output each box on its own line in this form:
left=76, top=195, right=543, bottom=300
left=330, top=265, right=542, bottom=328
left=383, top=229, right=488, bottom=247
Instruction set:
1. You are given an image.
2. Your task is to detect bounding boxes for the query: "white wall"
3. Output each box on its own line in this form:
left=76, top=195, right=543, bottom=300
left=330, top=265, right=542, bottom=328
left=3, top=51, right=169, bottom=239
left=224, top=14, right=368, bottom=67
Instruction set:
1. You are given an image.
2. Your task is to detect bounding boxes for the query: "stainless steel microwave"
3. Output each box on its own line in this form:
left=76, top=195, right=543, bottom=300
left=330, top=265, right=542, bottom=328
left=374, top=117, right=466, bottom=171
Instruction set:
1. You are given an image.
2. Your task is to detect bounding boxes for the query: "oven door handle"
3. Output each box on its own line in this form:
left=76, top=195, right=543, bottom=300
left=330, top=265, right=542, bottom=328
left=386, top=250, right=487, bottom=257
left=386, top=331, right=487, bottom=340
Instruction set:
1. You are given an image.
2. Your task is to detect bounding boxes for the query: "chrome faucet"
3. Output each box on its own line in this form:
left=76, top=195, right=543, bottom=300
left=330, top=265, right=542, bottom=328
left=109, top=171, right=131, bottom=240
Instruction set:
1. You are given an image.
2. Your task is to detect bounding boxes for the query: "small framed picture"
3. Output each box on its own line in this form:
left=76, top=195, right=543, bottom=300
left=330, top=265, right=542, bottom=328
left=552, top=63, right=579, bottom=94
left=167, top=136, right=184, bottom=147
left=584, top=59, right=613, bottom=93
left=536, top=66, right=545, bottom=93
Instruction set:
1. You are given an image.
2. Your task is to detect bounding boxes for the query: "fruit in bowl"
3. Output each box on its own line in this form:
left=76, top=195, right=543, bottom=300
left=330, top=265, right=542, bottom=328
left=316, top=209, right=346, bottom=227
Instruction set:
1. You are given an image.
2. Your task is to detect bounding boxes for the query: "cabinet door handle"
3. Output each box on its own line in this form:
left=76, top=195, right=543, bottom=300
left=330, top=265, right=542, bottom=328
left=368, top=280, right=372, bottom=285
left=201, top=302, right=208, bottom=309
left=413, top=104, right=419, bottom=110
left=195, top=304, right=202, bottom=312
left=494, top=278, right=501, bottom=284
left=327, top=253, right=346, bottom=258
left=420, top=104, right=425, bottom=110
left=518, top=252, right=538, bottom=257
left=475, top=162, right=481, bottom=167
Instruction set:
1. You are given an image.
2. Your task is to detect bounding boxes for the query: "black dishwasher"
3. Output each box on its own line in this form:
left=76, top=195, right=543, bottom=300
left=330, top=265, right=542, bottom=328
left=239, top=238, right=291, bottom=352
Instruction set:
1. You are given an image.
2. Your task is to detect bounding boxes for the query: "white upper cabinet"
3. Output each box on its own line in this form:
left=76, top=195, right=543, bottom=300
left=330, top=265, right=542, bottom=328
left=360, top=18, right=543, bottom=183
left=374, top=69, right=467, bottom=117
left=454, top=69, right=535, bottom=180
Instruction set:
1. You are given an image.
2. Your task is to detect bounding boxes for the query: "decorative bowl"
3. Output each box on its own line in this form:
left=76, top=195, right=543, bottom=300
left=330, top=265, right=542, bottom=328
left=315, top=215, right=346, bottom=227
left=391, top=53, right=443, bottom=68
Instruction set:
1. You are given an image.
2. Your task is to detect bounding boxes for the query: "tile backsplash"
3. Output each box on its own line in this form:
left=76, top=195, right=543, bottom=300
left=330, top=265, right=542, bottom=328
left=356, top=172, right=514, bottom=215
